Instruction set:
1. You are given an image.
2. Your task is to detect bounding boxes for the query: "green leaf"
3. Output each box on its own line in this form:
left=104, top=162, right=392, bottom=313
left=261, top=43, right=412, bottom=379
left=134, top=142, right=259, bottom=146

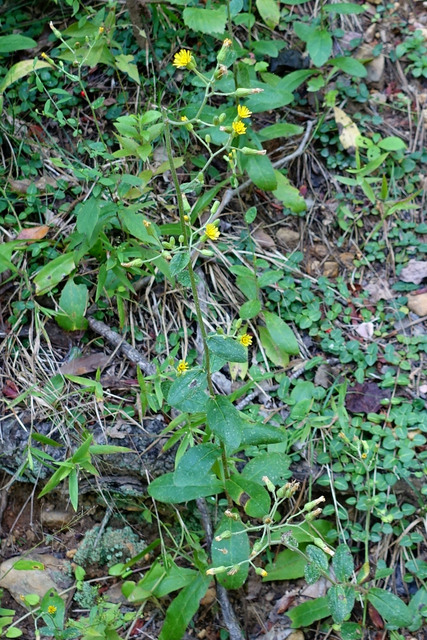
left=56, top=279, right=88, bottom=331
left=159, top=572, right=211, bottom=640
left=367, top=588, right=413, bottom=628
left=305, top=561, right=321, bottom=584
left=264, top=311, right=300, bottom=356
left=148, top=473, right=223, bottom=503
left=127, top=560, right=198, bottom=602
left=288, top=597, right=330, bottom=627
left=169, top=252, right=190, bottom=277
left=241, top=152, right=277, bottom=191
left=258, top=123, right=304, bottom=141
left=33, top=253, right=76, bottom=295
left=13, top=559, right=45, bottom=570
left=226, top=474, right=270, bottom=518
left=378, top=136, right=407, bottom=151
left=119, top=209, right=160, bottom=246
left=258, top=326, right=289, bottom=367
left=327, top=585, right=355, bottom=624
left=174, top=444, right=221, bottom=487
left=256, top=0, right=280, bottom=28
left=5, top=628, right=23, bottom=638
left=333, top=545, right=354, bottom=582
left=207, top=335, right=247, bottom=363
left=212, top=513, right=250, bottom=589
left=264, top=548, right=307, bottom=580
left=273, top=171, right=306, bottom=214
left=330, top=56, right=367, bottom=77
left=38, top=464, right=73, bottom=498
left=324, top=3, right=366, bottom=13
left=71, top=435, right=93, bottom=463
left=241, top=452, right=291, bottom=485
left=245, top=82, right=294, bottom=113
left=68, top=467, right=79, bottom=511
left=183, top=7, right=227, bottom=35
left=0, top=59, right=51, bottom=97
left=245, top=206, right=257, bottom=224
left=239, top=299, right=261, bottom=320
left=167, top=368, right=209, bottom=412
left=0, top=35, right=37, bottom=54
left=340, top=622, right=363, bottom=640
left=308, top=29, right=333, bottom=67
left=306, top=544, right=329, bottom=572
left=207, top=396, right=244, bottom=451
left=115, top=53, right=140, bottom=84
left=238, top=423, right=285, bottom=447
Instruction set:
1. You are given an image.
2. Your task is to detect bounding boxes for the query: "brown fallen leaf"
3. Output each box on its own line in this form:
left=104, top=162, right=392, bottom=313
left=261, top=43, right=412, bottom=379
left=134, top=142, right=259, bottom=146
left=276, top=228, right=300, bottom=248
left=253, top=228, right=276, bottom=249
left=2, top=379, right=19, bottom=399
left=345, top=382, right=391, bottom=414
left=355, top=321, right=374, bottom=340
left=368, top=603, right=384, bottom=629
left=17, top=225, right=50, bottom=240
left=400, top=259, right=427, bottom=285
left=365, top=277, right=393, bottom=303
left=407, top=293, right=427, bottom=317
left=59, top=353, right=110, bottom=375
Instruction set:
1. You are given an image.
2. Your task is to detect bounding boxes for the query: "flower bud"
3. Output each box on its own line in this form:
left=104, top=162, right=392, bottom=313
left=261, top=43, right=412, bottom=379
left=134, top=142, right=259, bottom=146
left=205, top=134, right=211, bottom=144
left=217, top=38, right=232, bottom=64
left=232, top=88, right=264, bottom=97
left=213, top=116, right=219, bottom=126
left=199, top=249, right=214, bottom=257
left=227, top=565, right=240, bottom=576
left=214, top=65, right=228, bottom=79
left=219, top=113, right=227, bottom=124
left=210, top=200, right=220, bottom=215
left=121, top=259, right=143, bottom=268
left=206, top=566, right=227, bottom=576
left=239, top=147, right=267, bottom=156
left=178, top=234, right=184, bottom=244
left=182, top=195, right=191, bottom=213
left=262, top=476, right=275, bottom=493
left=255, top=567, right=268, bottom=577
left=312, top=537, right=335, bottom=556
left=304, top=508, right=323, bottom=522
left=303, top=496, right=325, bottom=512
left=224, top=509, right=239, bottom=520
left=49, top=21, right=62, bottom=39
left=215, top=530, right=232, bottom=541
left=250, top=541, right=263, bottom=556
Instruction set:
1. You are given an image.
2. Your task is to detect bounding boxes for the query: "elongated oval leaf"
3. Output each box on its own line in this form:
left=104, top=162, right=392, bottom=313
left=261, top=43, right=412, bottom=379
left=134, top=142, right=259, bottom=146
left=174, top=444, right=221, bottom=487
left=225, top=474, right=270, bottom=518
left=327, top=585, right=356, bottom=624
left=148, top=472, right=223, bottom=503
left=167, top=368, right=209, bottom=412
left=264, top=311, right=300, bottom=356
left=212, top=513, right=250, bottom=589
left=207, top=335, right=247, bottom=363
left=33, top=253, right=76, bottom=295
left=183, top=7, right=227, bottom=35
left=367, top=588, right=413, bottom=628
left=256, top=0, right=280, bottom=28
left=207, top=396, right=243, bottom=451
left=159, top=573, right=211, bottom=640
left=333, top=545, right=354, bottom=582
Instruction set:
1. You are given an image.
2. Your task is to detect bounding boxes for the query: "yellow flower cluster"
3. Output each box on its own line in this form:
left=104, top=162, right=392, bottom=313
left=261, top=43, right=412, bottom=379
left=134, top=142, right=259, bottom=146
left=173, top=49, right=193, bottom=69
left=239, top=334, right=252, bottom=347
left=232, top=104, right=252, bottom=136
left=205, top=223, right=220, bottom=241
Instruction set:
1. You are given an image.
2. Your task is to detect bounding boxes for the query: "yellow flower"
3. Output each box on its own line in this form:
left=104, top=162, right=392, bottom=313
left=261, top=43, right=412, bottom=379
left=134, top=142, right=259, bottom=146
left=177, top=360, right=189, bottom=374
left=232, top=121, right=247, bottom=136
left=223, top=38, right=232, bottom=47
left=205, top=223, right=220, bottom=241
left=237, top=104, right=252, bottom=119
left=361, top=452, right=367, bottom=459
left=173, top=49, right=193, bottom=69
left=143, top=219, right=151, bottom=228
left=239, top=334, right=252, bottom=347
left=180, top=115, right=188, bottom=121
left=47, top=605, right=57, bottom=615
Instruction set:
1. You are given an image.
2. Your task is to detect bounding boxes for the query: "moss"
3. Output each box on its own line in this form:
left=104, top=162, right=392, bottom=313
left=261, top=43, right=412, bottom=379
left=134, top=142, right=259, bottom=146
left=73, top=525, right=145, bottom=568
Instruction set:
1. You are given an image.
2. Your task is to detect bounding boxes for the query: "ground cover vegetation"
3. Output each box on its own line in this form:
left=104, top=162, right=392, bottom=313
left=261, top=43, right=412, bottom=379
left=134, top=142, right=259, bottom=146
left=0, top=0, right=426, bottom=638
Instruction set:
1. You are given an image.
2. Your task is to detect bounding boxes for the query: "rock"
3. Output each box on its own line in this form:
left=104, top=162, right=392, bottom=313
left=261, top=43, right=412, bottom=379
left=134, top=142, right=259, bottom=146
left=0, top=554, right=72, bottom=606
left=276, top=228, right=300, bottom=248
left=41, top=509, right=73, bottom=529
left=407, top=293, right=427, bottom=316
left=323, top=261, right=339, bottom=278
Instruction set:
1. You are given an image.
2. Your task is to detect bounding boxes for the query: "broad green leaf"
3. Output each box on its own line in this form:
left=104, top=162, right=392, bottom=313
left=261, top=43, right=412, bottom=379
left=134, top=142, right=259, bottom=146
left=239, top=299, right=261, bottom=320
left=258, top=123, right=304, bottom=141
left=167, top=368, right=209, bottom=412
left=324, top=3, right=366, bottom=13
left=378, top=136, right=406, bottom=151
left=241, top=152, right=277, bottom=191
left=367, top=588, right=413, bottom=628
left=159, top=573, right=211, bottom=640
left=256, top=0, right=280, bottom=28
left=264, top=311, right=300, bottom=356
left=340, top=622, right=363, bottom=640
left=308, top=29, right=333, bottom=67
left=273, top=171, right=306, bottom=214
left=115, top=53, right=140, bottom=84
left=170, top=252, right=190, bottom=277
left=127, top=560, right=197, bottom=601
left=333, top=545, right=354, bottom=582
left=207, top=335, right=247, bottom=363
left=293, top=21, right=315, bottom=43
left=212, top=513, right=250, bottom=589
left=33, top=253, right=75, bottom=295
left=241, top=452, right=291, bottom=485
left=306, top=545, right=329, bottom=572
left=56, top=280, right=88, bottom=331
left=305, top=561, right=321, bottom=584
left=252, top=39, right=285, bottom=57
left=258, top=326, right=290, bottom=367
left=5, top=628, right=23, bottom=638
left=0, top=35, right=37, bottom=54
left=330, top=56, right=367, bottom=78
left=207, top=396, right=244, bottom=451
left=148, top=472, right=223, bottom=503
left=245, top=82, right=294, bottom=113
left=288, top=597, right=330, bottom=627
left=0, top=59, right=51, bottom=95
left=327, top=585, right=355, bottom=624
left=119, top=209, right=160, bottom=246
left=76, top=197, right=101, bottom=245
left=183, top=7, right=227, bottom=35
left=174, top=444, right=221, bottom=487
left=13, top=559, right=45, bottom=570
left=264, top=548, right=307, bottom=581
left=239, top=422, right=286, bottom=447
left=226, top=473, right=270, bottom=518
left=245, top=206, right=257, bottom=224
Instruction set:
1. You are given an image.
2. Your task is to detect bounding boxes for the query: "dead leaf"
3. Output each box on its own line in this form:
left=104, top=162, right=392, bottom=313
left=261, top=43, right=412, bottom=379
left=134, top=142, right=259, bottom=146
left=253, top=228, right=276, bottom=249
left=345, top=382, right=391, bottom=414
left=355, top=322, right=374, bottom=340
left=365, top=277, right=393, bottom=303
left=400, top=259, right=427, bottom=285
left=8, top=176, right=57, bottom=194
left=333, top=107, right=361, bottom=153
left=407, top=293, right=427, bottom=317
left=419, top=384, right=427, bottom=394
left=106, top=425, right=127, bottom=440
left=59, top=353, right=110, bottom=375
left=17, top=225, right=50, bottom=240
left=2, top=379, right=19, bottom=398
left=276, top=228, right=300, bottom=248
left=314, top=364, right=334, bottom=388
left=368, top=603, right=384, bottom=629
left=323, top=261, right=339, bottom=278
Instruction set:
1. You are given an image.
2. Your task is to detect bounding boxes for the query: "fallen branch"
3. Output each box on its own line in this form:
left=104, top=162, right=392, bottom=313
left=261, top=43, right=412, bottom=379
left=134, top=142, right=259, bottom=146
left=88, top=317, right=155, bottom=375
left=196, top=498, right=245, bottom=640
